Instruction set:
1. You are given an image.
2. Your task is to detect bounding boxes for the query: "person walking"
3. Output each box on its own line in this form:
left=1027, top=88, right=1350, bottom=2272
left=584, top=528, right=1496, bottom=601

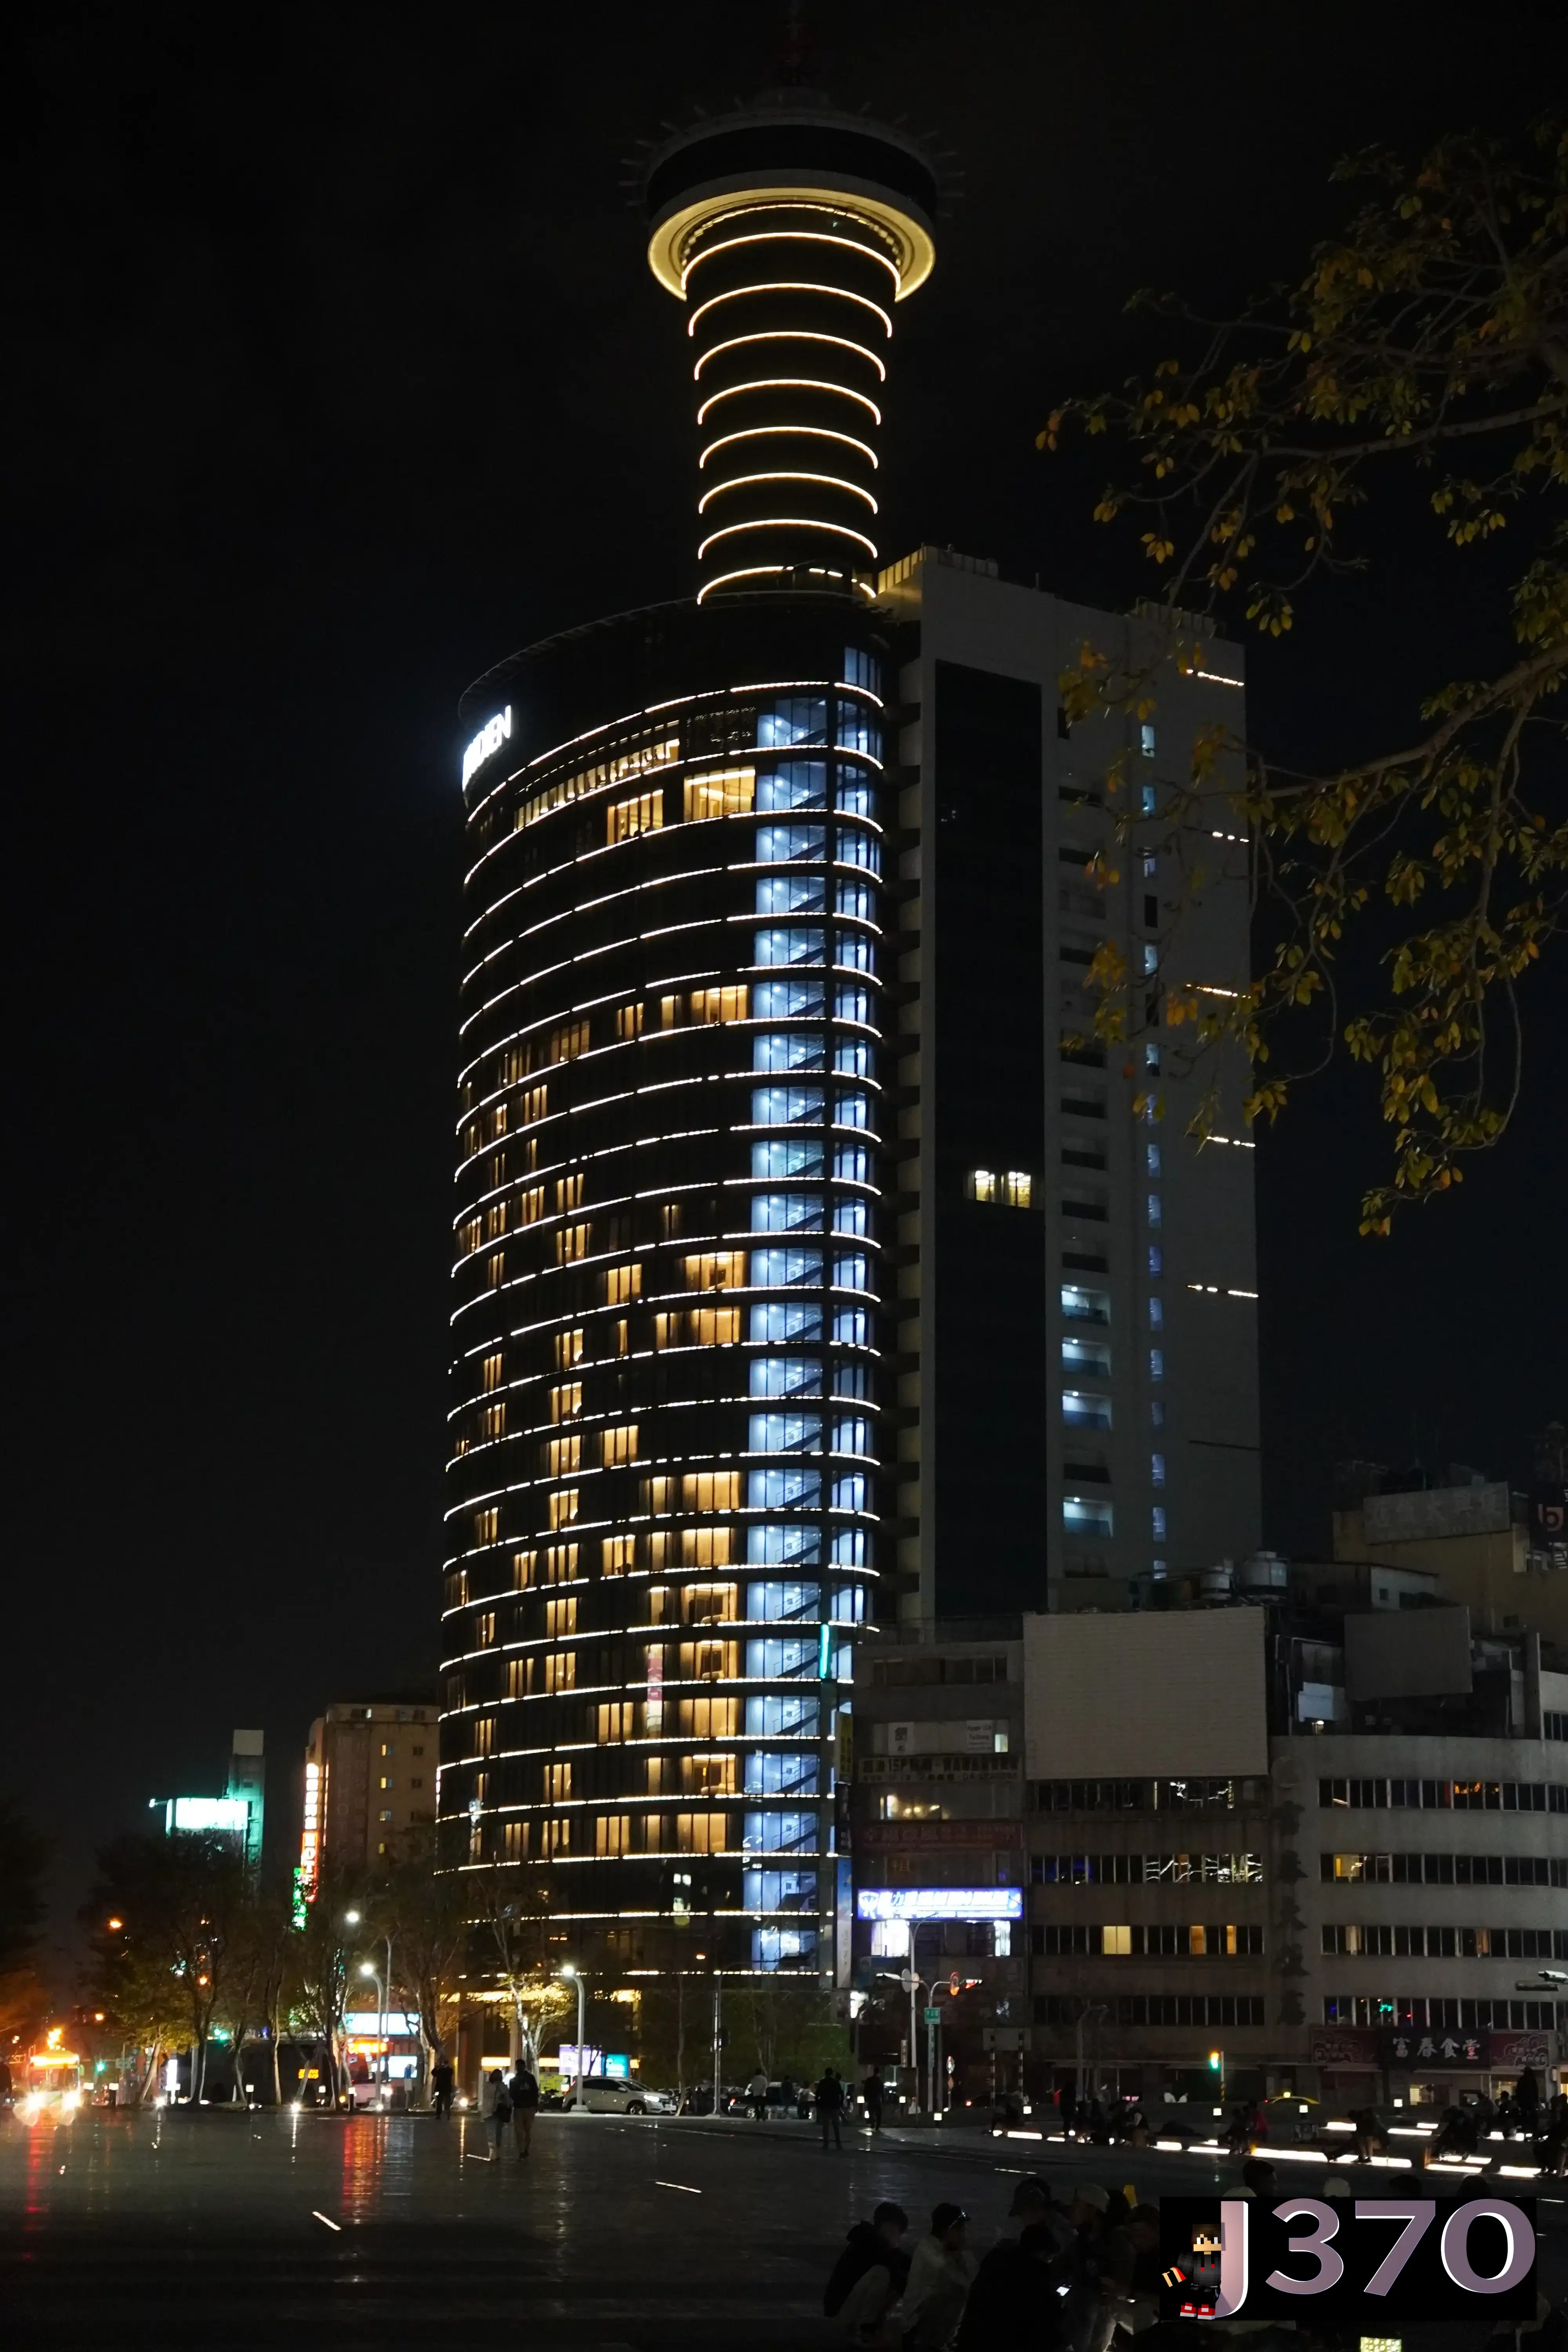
left=746, top=2066, right=769, bottom=2122
left=862, top=2069, right=884, bottom=2133
left=507, top=2058, right=539, bottom=2159
left=485, top=2068, right=511, bottom=2158
left=902, top=2204, right=976, bottom=2350
left=817, top=2065, right=845, bottom=2150
left=430, top=2055, right=455, bottom=2119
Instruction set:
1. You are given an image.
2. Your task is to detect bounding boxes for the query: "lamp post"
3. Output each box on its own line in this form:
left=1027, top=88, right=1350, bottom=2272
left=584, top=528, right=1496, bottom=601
left=559, top=1964, right=586, bottom=2110
left=359, top=1962, right=387, bottom=2103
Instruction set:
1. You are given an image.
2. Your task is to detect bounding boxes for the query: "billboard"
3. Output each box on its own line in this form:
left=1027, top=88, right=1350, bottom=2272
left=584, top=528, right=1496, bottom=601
left=1024, top=1610, right=1267, bottom=1780
left=855, top=1887, right=1023, bottom=1923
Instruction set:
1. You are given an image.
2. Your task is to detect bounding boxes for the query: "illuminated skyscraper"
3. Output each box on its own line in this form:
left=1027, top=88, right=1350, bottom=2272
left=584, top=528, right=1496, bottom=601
left=440, top=94, right=1260, bottom=1992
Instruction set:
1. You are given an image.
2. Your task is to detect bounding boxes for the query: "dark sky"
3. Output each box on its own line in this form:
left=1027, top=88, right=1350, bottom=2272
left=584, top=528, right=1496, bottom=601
left=8, top=2, right=1565, bottom=1965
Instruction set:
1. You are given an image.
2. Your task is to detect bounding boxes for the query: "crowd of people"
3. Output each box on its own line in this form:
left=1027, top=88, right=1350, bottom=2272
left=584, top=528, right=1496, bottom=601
left=824, top=2174, right=1169, bottom=2352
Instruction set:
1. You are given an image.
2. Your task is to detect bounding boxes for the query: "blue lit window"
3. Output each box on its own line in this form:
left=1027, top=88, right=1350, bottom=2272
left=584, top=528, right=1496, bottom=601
left=752, top=1137, right=823, bottom=1179
left=832, top=1361, right=867, bottom=1399
left=745, top=1692, right=820, bottom=1736
left=750, top=1194, right=822, bottom=1234
left=742, top=1808, right=819, bottom=1853
left=832, top=1306, right=868, bottom=1347
left=1151, top=1400, right=1165, bottom=1428
left=833, top=1037, right=869, bottom=1078
left=749, top=1412, right=822, bottom=1454
left=742, top=1864, right=817, bottom=1906
left=842, top=647, right=880, bottom=694
left=837, top=829, right=881, bottom=873
left=748, top=1465, right=822, bottom=1508
left=757, top=823, right=826, bottom=862
left=757, top=760, right=829, bottom=811
left=1151, top=1452, right=1166, bottom=1488
left=1149, top=1347, right=1165, bottom=1380
left=831, top=1472, right=867, bottom=1512
left=1142, top=852, right=1158, bottom=879
left=753, top=926, right=825, bottom=967
left=1063, top=1496, right=1114, bottom=1535
left=834, top=929, right=875, bottom=972
left=1062, top=1392, right=1112, bottom=1429
left=746, top=1523, right=820, bottom=1564
left=754, top=1031, right=825, bottom=1074
left=753, top=1245, right=824, bottom=1287
left=1140, top=723, right=1156, bottom=757
left=835, top=985, right=869, bottom=1024
left=1149, top=1296, right=1164, bottom=1329
left=833, top=1145, right=869, bottom=1185
left=831, top=1196, right=866, bottom=1237
left=1142, top=942, right=1158, bottom=974
left=832, top=1252, right=869, bottom=1290
left=1063, top=1337, right=1111, bottom=1375
left=760, top=697, right=829, bottom=749
left=1061, top=1285, right=1110, bottom=1324
left=751, top=1925, right=819, bottom=1971
left=744, top=1762, right=818, bottom=1808
left=831, top=1417, right=870, bottom=1456
left=745, top=1580, right=821, bottom=1623
left=1146, top=1143, right=1162, bottom=1175
left=745, top=1634, right=816, bottom=1679
left=756, top=976, right=826, bottom=1019
left=835, top=877, right=874, bottom=921
left=750, top=1356, right=822, bottom=1399
left=1147, top=1244, right=1163, bottom=1276
left=1147, top=1193, right=1161, bottom=1225
left=835, top=707, right=881, bottom=758
left=757, top=871, right=827, bottom=916
left=836, top=771, right=873, bottom=817
left=1144, top=1042, right=1160, bottom=1071
left=831, top=1583, right=866, bottom=1620
left=834, top=1091, right=869, bottom=1130
left=750, top=1300, right=823, bottom=1343
left=751, top=1086, right=826, bottom=1127
left=1152, top=1505, right=1167, bottom=1539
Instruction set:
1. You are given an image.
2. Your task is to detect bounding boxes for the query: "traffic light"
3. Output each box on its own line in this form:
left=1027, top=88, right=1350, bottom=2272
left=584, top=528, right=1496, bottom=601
left=1208, top=2049, right=1223, bottom=2072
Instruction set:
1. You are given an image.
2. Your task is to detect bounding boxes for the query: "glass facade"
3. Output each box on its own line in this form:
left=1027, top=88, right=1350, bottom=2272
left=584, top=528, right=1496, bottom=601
left=444, top=607, right=888, bottom=1974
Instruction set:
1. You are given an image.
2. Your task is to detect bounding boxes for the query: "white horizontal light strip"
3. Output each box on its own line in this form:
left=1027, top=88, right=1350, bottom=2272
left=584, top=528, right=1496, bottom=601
left=697, top=517, right=878, bottom=562
left=696, top=379, right=883, bottom=427
left=700, top=424, right=877, bottom=471
left=681, top=229, right=901, bottom=294
left=693, top=330, right=887, bottom=385
left=697, top=470, right=877, bottom=515
left=688, top=282, right=893, bottom=341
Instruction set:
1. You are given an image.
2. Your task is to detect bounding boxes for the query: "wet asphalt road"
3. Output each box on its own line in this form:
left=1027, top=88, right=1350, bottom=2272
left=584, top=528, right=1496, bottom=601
left=3, top=2106, right=1564, bottom=2348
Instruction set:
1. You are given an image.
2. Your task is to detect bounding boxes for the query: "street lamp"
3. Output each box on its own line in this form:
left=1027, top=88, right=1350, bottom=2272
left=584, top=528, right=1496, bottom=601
left=359, top=1961, right=387, bottom=2100
left=559, top=1964, right=586, bottom=2110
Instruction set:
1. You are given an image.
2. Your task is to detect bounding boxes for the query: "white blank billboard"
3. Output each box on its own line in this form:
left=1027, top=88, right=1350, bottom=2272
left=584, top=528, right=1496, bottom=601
left=1023, top=1608, right=1267, bottom=1780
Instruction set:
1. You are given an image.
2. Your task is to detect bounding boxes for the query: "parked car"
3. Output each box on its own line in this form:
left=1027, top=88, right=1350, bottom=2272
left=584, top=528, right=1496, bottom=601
left=561, top=2073, right=677, bottom=2116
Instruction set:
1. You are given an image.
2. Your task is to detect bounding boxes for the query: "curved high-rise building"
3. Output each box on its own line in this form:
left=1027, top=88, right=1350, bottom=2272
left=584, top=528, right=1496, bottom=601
left=441, top=96, right=937, bottom=1980
left=440, top=90, right=1266, bottom=2033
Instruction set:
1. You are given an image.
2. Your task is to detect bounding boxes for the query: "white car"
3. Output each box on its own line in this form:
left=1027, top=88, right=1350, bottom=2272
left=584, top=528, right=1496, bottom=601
left=561, top=2073, right=676, bottom=2116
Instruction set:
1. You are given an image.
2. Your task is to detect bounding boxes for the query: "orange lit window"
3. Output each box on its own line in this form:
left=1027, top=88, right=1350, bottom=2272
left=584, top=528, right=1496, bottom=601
left=546, top=1434, right=581, bottom=1476
left=607, top=791, right=664, bottom=844
left=547, top=1489, right=579, bottom=1530
left=602, top=1534, right=636, bottom=1577
left=481, top=1352, right=504, bottom=1391
left=557, top=1224, right=590, bottom=1265
left=555, top=1328, right=584, bottom=1368
left=605, top=1263, right=641, bottom=1305
left=601, top=1424, right=639, bottom=1466
left=690, top=984, right=748, bottom=1023
left=545, top=1596, right=578, bottom=1639
left=543, top=1651, right=576, bottom=1693
left=683, top=1251, right=745, bottom=1291
left=459, top=1218, right=482, bottom=1257
left=616, top=1003, right=645, bottom=1039
left=473, top=1508, right=498, bottom=1545
left=550, top=1383, right=582, bottom=1423
left=683, top=767, right=754, bottom=820
left=512, top=1550, right=536, bottom=1590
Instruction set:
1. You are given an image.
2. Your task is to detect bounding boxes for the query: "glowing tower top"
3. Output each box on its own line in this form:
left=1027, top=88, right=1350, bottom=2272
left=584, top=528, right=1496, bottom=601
left=642, top=93, right=938, bottom=603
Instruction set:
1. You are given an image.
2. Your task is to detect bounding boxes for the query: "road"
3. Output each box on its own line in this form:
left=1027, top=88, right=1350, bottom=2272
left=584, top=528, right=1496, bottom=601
left=2, top=2107, right=1563, bottom=2348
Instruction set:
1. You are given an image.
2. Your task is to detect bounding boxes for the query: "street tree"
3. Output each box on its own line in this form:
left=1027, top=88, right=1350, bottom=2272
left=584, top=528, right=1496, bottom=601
left=221, top=1875, right=296, bottom=2107
left=463, top=1854, right=566, bottom=2071
left=290, top=1860, right=366, bottom=2102
left=84, top=1831, right=249, bottom=2102
left=1041, top=121, right=1567, bottom=1229
left=374, top=1823, right=471, bottom=2094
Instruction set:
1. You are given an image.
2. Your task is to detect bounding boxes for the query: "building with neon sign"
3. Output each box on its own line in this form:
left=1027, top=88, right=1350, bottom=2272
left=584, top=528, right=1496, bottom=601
left=441, top=90, right=1261, bottom=1990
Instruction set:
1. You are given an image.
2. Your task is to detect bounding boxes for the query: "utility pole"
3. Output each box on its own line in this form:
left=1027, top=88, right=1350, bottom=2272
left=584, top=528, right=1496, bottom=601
left=711, top=1974, right=722, bottom=2117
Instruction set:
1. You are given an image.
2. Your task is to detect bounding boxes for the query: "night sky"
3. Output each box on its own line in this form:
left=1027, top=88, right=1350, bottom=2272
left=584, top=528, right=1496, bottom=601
left=9, top=2, right=1566, bottom=1963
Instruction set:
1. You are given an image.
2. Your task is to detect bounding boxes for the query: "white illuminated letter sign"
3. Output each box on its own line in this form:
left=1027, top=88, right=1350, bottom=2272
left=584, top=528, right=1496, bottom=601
left=462, top=705, right=513, bottom=788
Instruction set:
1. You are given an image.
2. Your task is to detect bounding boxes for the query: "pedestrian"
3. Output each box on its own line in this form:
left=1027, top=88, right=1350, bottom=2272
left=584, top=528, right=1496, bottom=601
left=817, top=2064, right=845, bottom=2150
left=902, top=2203, right=976, bottom=2350
left=862, top=2069, right=884, bottom=2133
left=1518, top=2068, right=1541, bottom=2129
left=824, top=2201, right=911, bottom=2346
left=485, top=2067, right=511, bottom=2157
left=430, top=2054, right=454, bottom=2120
left=746, top=2065, right=769, bottom=2122
left=1240, top=2156, right=1278, bottom=2200
left=953, top=2180, right=1065, bottom=2350
left=507, top=2057, right=539, bottom=2159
